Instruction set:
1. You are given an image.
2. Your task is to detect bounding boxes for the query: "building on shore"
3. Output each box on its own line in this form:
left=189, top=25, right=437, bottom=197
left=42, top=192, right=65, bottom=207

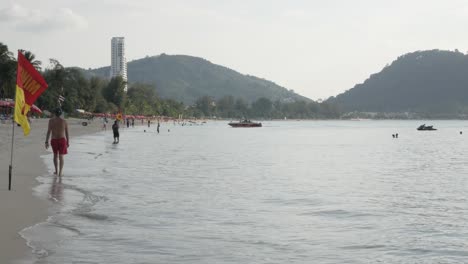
left=110, top=37, right=128, bottom=92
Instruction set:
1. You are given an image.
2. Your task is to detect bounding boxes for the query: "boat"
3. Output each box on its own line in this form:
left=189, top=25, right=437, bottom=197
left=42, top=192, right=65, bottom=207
left=228, top=119, right=262, bottom=127
left=417, top=124, right=437, bottom=131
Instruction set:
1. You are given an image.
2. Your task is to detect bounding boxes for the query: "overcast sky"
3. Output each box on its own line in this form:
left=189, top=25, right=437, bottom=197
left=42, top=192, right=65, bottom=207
left=1, top=0, right=468, bottom=100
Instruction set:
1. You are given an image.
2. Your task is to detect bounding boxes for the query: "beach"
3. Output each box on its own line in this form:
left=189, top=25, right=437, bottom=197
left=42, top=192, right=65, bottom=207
left=0, top=117, right=102, bottom=264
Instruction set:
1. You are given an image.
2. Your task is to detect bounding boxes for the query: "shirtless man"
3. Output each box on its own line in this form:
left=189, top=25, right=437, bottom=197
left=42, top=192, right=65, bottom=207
left=45, top=108, right=69, bottom=176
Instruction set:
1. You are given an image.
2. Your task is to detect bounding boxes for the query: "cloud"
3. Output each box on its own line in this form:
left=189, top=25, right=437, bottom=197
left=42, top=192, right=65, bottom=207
left=0, top=3, right=28, bottom=21
left=0, top=4, right=88, bottom=32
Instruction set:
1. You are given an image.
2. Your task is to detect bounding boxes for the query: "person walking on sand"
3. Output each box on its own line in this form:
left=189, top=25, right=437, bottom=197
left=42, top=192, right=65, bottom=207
left=45, top=108, right=69, bottom=176
left=112, top=120, right=120, bottom=143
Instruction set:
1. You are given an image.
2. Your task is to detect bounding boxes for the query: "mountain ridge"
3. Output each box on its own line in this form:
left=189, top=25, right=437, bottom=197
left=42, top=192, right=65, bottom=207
left=83, top=53, right=310, bottom=105
left=326, top=49, right=468, bottom=117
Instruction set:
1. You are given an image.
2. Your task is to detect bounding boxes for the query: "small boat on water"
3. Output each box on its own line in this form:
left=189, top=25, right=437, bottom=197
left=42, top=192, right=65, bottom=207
left=417, top=124, right=437, bottom=131
left=228, top=119, right=262, bottom=128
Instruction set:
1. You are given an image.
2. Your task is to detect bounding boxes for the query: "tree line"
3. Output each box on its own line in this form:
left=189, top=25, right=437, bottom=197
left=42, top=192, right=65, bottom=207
left=0, top=42, right=340, bottom=119
left=189, top=95, right=339, bottom=119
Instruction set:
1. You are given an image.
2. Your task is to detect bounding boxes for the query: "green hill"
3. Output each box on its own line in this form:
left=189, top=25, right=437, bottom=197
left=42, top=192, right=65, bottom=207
left=327, top=50, right=468, bottom=117
left=84, top=54, right=309, bottom=105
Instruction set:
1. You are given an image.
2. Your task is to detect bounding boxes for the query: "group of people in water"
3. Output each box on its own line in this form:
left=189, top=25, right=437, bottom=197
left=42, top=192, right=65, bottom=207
left=111, top=118, right=162, bottom=144
left=44, top=109, right=166, bottom=175
left=45, top=113, right=205, bottom=176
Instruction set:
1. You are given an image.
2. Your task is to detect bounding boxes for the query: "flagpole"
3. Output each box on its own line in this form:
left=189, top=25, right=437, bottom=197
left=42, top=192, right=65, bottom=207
left=9, top=115, right=15, bottom=190
left=9, top=85, right=16, bottom=191
left=8, top=50, right=49, bottom=191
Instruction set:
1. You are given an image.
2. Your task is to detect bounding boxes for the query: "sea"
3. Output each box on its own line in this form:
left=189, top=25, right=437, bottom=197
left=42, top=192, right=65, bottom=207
left=19, top=120, right=468, bottom=264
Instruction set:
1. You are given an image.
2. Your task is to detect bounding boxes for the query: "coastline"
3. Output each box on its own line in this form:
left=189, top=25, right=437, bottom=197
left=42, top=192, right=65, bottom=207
left=0, top=118, right=102, bottom=264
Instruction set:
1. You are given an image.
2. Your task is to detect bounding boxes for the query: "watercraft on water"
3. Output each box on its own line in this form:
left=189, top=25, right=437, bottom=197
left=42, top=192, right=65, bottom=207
left=417, top=124, right=437, bottom=131
left=228, top=119, right=262, bottom=127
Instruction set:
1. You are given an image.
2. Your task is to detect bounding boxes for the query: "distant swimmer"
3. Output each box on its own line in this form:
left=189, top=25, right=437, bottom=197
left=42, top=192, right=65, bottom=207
left=460, top=131, right=463, bottom=135
left=45, top=108, right=69, bottom=176
left=112, top=120, right=120, bottom=144
left=102, top=117, right=107, bottom=131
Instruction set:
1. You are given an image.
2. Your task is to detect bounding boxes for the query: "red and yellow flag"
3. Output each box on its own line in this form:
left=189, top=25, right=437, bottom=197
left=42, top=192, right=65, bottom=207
left=14, top=51, right=48, bottom=136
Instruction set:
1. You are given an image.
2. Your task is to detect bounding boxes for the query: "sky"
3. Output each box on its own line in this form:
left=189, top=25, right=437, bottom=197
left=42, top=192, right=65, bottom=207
left=1, top=0, right=468, bottom=100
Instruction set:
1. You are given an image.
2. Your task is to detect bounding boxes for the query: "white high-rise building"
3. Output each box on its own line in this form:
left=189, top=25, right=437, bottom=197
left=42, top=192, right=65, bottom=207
left=110, top=37, right=128, bottom=92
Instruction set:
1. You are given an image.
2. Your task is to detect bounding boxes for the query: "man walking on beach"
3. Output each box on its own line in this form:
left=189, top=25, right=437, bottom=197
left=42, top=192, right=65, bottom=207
left=45, top=108, right=69, bottom=176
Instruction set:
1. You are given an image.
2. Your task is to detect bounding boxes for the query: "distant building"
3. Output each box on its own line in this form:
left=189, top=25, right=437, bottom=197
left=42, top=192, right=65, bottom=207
left=110, top=37, right=127, bottom=92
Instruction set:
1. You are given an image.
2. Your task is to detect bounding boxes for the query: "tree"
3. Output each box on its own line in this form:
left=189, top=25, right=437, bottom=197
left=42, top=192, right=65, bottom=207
left=38, top=59, right=68, bottom=111
left=102, top=76, right=126, bottom=109
left=20, top=50, right=42, bottom=71
left=251, top=97, right=272, bottom=118
left=195, top=96, right=215, bottom=117
left=216, top=95, right=236, bottom=118
left=62, top=68, right=94, bottom=113
left=126, top=83, right=158, bottom=115
left=162, top=99, right=184, bottom=117
left=234, top=98, right=248, bottom=118
left=89, top=77, right=107, bottom=112
left=0, top=43, right=16, bottom=98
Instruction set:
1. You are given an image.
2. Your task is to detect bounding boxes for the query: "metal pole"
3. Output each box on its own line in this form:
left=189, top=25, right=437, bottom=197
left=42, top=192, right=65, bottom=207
left=9, top=113, right=15, bottom=190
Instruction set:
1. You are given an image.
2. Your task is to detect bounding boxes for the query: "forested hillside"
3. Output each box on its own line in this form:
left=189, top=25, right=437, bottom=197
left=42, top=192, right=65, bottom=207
left=85, top=54, right=309, bottom=105
left=327, top=50, right=468, bottom=117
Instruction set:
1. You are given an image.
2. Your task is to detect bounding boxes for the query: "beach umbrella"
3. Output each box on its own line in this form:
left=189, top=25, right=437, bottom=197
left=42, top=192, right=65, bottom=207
left=0, top=100, right=42, bottom=114
left=0, top=99, right=14, bottom=107
left=30, top=104, right=42, bottom=114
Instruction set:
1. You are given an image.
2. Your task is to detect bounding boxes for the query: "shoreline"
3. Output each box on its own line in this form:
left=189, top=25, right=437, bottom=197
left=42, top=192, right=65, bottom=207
left=0, top=118, right=103, bottom=264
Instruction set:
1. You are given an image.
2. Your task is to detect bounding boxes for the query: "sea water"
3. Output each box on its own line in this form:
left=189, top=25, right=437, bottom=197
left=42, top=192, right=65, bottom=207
left=20, top=120, right=468, bottom=263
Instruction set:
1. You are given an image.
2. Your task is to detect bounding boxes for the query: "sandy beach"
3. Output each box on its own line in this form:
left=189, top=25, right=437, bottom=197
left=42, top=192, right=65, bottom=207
left=0, top=117, right=103, bottom=264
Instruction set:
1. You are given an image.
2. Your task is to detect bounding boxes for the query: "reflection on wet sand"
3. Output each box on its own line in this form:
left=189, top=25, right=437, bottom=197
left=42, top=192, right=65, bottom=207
left=49, top=176, right=63, bottom=202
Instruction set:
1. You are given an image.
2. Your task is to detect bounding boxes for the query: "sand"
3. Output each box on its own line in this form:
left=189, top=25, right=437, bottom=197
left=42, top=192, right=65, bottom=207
left=0, top=117, right=103, bottom=264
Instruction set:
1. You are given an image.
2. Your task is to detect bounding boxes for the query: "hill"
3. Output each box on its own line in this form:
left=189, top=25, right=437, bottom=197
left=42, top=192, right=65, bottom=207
left=327, top=50, right=468, bottom=117
left=83, top=54, right=309, bottom=105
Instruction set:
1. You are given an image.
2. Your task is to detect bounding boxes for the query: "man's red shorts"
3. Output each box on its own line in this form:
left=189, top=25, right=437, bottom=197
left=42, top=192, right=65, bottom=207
left=51, top=138, right=68, bottom=155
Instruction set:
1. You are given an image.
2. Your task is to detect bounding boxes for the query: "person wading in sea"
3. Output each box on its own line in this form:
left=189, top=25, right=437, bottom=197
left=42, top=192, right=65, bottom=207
left=45, top=108, right=69, bottom=176
left=112, top=120, right=120, bottom=144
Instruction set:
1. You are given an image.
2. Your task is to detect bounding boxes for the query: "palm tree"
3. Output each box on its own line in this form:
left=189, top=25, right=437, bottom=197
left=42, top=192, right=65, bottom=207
left=0, top=43, right=16, bottom=98
left=20, top=49, right=42, bottom=71
left=0, top=42, right=14, bottom=62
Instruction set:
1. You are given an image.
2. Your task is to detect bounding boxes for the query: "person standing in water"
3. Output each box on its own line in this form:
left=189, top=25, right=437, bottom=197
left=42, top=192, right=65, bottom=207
left=45, top=108, right=69, bottom=176
left=157, top=121, right=160, bottom=134
left=112, top=120, right=120, bottom=143
left=102, top=117, right=107, bottom=130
